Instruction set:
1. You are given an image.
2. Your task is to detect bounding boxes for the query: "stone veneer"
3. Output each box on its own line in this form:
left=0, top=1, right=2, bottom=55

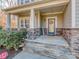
left=56, top=28, right=63, bottom=35
left=62, top=28, right=71, bottom=44
left=27, top=28, right=63, bottom=40
left=70, top=29, right=79, bottom=58
left=41, top=28, right=62, bottom=35
left=63, top=28, right=79, bottom=58
left=27, top=28, right=41, bottom=40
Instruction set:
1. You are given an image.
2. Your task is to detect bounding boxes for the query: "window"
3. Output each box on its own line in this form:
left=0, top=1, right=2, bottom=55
left=20, top=17, right=29, bottom=28
left=21, top=20, right=24, bottom=28
left=25, top=19, right=27, bottom=27
left=25, top=0, right=29, bottom=3
left=21, top=0, right=24, bottom=4
left=25, top=19, right=29, bottom=28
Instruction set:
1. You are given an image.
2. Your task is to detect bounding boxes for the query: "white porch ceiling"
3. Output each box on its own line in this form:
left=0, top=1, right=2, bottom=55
left=2, top=0, right=69, bottom=14
left=40, top=5, right=66, bottom=13
left=16, top=5, right=67, bottom=16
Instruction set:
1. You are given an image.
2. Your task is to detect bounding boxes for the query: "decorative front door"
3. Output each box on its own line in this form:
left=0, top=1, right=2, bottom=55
left=48, top=18, right=55, bottom=35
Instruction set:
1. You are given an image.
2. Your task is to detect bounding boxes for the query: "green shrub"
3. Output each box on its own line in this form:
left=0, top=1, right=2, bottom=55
left=20, top=29, right=27, bottom=39
left=0, top=30, right=27, bottom=50
left=0, top=26, right=2, bottom=31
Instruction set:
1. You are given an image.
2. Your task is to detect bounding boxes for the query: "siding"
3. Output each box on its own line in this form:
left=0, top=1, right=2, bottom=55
left=63, top=1, right=72, bottom=28
left=76, top=0, right=79, bottom=28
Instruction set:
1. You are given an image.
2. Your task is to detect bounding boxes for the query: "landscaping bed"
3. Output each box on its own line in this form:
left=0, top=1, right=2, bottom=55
left=0, top=47, right=22, bottom=59
left=0, top=29, right=27, bottom=59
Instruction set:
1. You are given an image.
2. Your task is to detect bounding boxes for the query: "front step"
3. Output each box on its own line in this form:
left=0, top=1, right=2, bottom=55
left=23, top=40, right=72, bottom=58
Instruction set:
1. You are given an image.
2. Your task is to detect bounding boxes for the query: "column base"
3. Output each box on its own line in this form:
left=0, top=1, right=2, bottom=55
left=62, top=28, right=71, bottom=44
left=27, top=28, right=41, bottom=40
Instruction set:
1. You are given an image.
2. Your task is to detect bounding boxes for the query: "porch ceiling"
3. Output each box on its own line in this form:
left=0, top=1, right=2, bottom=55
left=14, top=5, right=67, bottom=16
left=2, top=0, right=69, bottom=15
left=40, top=5, right=66, bottom=14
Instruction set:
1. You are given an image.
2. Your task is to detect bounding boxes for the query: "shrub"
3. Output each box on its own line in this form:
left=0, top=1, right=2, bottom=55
left=0, top=26, right=2, bottom=31
left=0, top=30, right=27, bottom=50
left=20, top=29, right=27, bottom=39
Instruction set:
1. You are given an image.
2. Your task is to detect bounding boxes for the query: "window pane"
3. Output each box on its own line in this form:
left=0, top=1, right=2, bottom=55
left=21, top=20, right=24, bottom=28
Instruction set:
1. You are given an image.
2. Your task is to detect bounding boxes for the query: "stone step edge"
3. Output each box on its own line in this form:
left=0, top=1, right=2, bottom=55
left=24, top=39, right=69, bottom=49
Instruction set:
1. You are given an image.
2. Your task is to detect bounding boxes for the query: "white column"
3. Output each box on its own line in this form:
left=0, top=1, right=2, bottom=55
left=6, top=14, right=11, bottom=31
left=29, top=0, right=32, bottom=2
left=16, top=16, right=20, bottom=30
left=71, top=0, right=76, bottom=28
left=30, top=9, right=35, bottom=28
left=37, top=10, right=40, bottom=28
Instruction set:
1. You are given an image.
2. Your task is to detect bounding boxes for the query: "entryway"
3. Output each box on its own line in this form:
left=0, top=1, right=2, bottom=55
left=47, top=17, right=56, bottom=36
left=42, top=16, right=57, bottom=36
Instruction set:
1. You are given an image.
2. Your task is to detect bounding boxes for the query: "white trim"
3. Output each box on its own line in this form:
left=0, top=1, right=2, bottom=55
left=42, top=12, right=63, bottom=16
left=71, top=0, right=76, bottom=28
left=46, top=16, right=57, bottom=35
left=30, top=9, right=35, bottom=28
left=37, top=10, right=40, bottom=28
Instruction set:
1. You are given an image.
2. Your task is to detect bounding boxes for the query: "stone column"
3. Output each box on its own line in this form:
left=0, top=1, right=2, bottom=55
left=27, top=9, right=41, bottom=39
left=6, top=14, right=11, bottom=32
left=27, top=8, right=36, bottom=39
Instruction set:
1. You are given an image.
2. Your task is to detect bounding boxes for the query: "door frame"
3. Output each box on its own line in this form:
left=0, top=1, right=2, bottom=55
left=46, top=16, right=57, bottom=35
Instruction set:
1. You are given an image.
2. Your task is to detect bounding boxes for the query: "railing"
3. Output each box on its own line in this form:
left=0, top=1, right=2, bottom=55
left=1, top=0, right=42, bottom=9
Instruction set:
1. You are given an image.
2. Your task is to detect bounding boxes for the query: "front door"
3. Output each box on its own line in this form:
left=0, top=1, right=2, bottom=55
left=48, top=18, right=55, bottom=35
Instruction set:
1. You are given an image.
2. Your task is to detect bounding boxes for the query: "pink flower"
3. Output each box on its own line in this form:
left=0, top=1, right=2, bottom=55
left=0, top=51, right=8, bottom=59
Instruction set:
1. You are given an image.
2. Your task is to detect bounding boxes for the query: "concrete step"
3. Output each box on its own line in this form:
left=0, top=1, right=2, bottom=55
left=13, top=51, right=53, bottom=59
left=23, top=40, right=74, bottom=58
left=13, top=51, right=76, bottom=59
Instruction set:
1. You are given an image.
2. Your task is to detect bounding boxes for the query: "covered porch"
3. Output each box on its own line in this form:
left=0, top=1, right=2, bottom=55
left=3, top=0, right=70, bottom=40
left=2, top=0, right=77, bottom=59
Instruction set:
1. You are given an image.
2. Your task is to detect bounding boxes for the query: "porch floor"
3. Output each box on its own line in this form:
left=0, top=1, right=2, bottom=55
left=13, top=36, right=76, bottom=59
left=26, top=36, right=69, bottom=47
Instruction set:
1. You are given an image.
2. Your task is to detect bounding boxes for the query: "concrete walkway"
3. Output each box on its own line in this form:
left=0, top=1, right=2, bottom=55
left=26, top=36, right=69, bottom=47
left=13, top=36, right=76, bottom=59
left=13, top=51, right=76, bottom=59
left=13, top=51, right=53, bottom=59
